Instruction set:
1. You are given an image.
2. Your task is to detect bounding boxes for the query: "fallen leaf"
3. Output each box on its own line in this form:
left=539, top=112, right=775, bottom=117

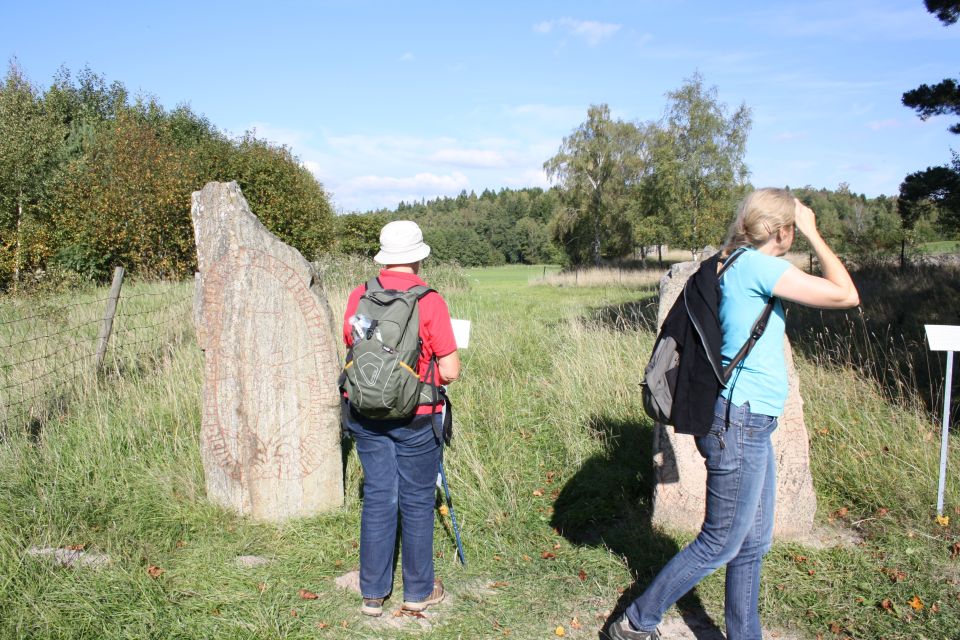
left=880, top=598, right=894, bottom=611
left=833, top=507, right=849, bottom=519
left=578, top=569, right=587, bottom=582
left=555, top=625, right=566, bottom=637
left=257, top=582, right=267, bottom=593
left=829, top=621, right=842, bottom=634
left=522, top=555, right=531, bottom=562
left=794, top=555, right=808, bottom=564
left=64, top=544, right=86, bottom=551
left=436, top=550, right=444, bottom=558
left=931, top=602, right=941, bottom=614
left=439, top=504, right=449, bottom=516
left=542, top=551, right=556, bottom=560
left=398, top=609, right=426, bottom=619
left=776, top=583, right=786, bottom=591
left=817, top=427, right=829, bottom=435
left=351, top=541, right=359, bottom=549
left=546, top=471, right=556, bottom=483
left=550, top=489, right=561, bottom=500
left=877, top=508, right=889, bottom=517
left=290, top=609, right=298, bottom=617
left=316, top=622, right=329, bottom=629
left=936, top=514, right=950, bottom=527
left=571, top=617, right=582, bottom=630
left=147, top=565, right=164, bottom=578
left=533, top=488, right=544, bottom=497
left=952, top=542, right=960, bottom=559
left=553, top=542, right=561, bottom=550
left=909, top=595, right=924, bottom=611
left=493, top=555, right=502, bottom=561
left=299, top=589, right=319, bottom=600
left=808, top=569, right=816, bottom=576
left=490, top=581, right=510, bottom=588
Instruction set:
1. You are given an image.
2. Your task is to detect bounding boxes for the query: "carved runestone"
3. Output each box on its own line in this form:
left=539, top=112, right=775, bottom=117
left=650, top=259, right=817, bottom=539
left=192, top=181, right=343, bottom=521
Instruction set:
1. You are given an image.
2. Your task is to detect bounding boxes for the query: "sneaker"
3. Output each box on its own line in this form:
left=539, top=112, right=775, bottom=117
left=360, top=597, right=384, bottom=617
left=604, top=614, right=660, bottom=640
left=401, top=579, right=444, bottom=612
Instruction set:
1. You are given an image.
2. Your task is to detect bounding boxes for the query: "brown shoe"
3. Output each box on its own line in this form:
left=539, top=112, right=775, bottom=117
left=402, top=579, right=444, bottom=612
left=360, top=597, right=385, bottom=617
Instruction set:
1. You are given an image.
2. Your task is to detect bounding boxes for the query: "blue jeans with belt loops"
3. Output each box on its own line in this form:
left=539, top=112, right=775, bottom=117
left=343, top=406, right=442, bottom=602
left=626, top=396, right=778, bottom=640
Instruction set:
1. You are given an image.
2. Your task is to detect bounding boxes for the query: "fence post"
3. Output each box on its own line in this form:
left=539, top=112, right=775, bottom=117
left=95, top=267, right=125, bottom=372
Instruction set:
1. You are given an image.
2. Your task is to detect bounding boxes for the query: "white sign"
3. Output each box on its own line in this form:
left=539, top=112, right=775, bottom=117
left=925, top=324, right=960, bottom=352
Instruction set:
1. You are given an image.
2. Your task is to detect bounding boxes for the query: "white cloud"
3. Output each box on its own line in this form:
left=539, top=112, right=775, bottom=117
left=399, top=52, right=414, bottom=62
left=244, top=122, right=313, bottom=148
left=504, top=168, right=551, bottom=189
left=533, top=18, right=621, bottom=45
left=429, top=148, right=509, bottom=168
left=344, top=171, right=470, bottom=195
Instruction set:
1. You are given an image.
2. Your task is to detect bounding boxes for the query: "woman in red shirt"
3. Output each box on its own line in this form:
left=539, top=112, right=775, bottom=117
left=341, top=220, right=460, bottom=617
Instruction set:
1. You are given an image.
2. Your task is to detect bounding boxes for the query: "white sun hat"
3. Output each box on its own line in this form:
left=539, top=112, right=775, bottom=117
left=374, top=220, right=431, bottom=265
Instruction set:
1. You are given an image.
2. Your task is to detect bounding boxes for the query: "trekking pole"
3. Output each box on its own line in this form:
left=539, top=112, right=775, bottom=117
left=438, top=457, right=467, bottom=566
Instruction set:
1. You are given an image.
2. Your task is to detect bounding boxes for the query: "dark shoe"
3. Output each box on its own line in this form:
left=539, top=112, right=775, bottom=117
left=604, top=614, right=660, bottom=640
left=401, top=579, right=444, bottom=612
left=360, top=597, right=384, bottom=617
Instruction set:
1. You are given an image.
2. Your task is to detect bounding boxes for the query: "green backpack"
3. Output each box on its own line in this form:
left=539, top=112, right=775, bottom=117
left=341, top=278, right=437, bottom=420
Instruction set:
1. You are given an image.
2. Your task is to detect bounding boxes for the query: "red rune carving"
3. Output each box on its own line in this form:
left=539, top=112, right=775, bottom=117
left=200, top=248, right=338, bottom=481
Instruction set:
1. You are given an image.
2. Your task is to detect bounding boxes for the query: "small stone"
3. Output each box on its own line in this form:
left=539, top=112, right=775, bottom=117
left=334, top=569, right=361, bottom=594
left=235, top=555, right=271, bottom=569
left=27, top=546, right=111, bottom=569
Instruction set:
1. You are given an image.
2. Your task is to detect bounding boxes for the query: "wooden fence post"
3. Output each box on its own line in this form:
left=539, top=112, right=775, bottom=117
left=95, top=267, right=125, bottom=372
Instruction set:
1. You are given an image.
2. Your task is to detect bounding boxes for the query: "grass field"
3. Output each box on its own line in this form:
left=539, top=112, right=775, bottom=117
left=0, top=263, right=958, bottom=639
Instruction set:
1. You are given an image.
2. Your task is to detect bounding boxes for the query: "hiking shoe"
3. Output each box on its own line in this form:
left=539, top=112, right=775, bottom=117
left=401, top=579, right=444, bottom=612
left=360, top=597, right=385, bottom=617
left=604, top=614, right=660, bottom=640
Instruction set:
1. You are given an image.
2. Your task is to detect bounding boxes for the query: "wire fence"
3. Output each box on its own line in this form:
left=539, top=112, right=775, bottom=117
left=0, top=278, right=193, bottom=437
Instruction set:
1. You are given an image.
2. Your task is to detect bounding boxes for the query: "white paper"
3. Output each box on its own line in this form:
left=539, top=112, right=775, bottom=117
left=451, top=318, right=471, bottom=349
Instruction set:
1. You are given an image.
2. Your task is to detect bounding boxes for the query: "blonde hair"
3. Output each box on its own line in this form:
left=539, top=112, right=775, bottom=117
left=722, top=188, right=796, bottom=254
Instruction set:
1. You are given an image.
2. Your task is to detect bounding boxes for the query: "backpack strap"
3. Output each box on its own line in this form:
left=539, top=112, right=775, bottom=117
left=721, top=297, right=776, bottom=382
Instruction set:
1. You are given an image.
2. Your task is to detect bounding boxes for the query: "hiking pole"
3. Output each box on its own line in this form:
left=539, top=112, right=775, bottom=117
left=438, top=457, right=467, bottom=566
left=433, top=400, right=466, bottom=566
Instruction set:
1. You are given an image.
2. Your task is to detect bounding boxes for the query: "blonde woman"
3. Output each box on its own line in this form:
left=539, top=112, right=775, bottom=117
left=607, top=189, right=859, bottom=640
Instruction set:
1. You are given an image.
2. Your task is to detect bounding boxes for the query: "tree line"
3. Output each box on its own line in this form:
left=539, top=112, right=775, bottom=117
left=0, top=61, right=335, bottom=291
left=360, top=74, right=923, bottom=268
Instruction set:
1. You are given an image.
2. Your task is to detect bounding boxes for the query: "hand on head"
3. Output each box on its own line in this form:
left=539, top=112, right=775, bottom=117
left=793, top=199, right=818, bottom=239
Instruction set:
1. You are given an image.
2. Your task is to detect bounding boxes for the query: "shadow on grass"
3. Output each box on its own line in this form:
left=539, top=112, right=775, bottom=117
left=785, top=263, right=960, bottom=416
left=591, top=299, right=660, bottom=333
left=550, top=415, right=722, bottom=639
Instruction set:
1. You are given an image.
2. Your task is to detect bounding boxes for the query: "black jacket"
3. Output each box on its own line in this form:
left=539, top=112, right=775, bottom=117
left=658, top=252, right=727, bottom=436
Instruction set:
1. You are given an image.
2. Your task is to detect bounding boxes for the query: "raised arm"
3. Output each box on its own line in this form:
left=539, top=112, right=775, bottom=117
left=772, top=200, right=860, bottom=309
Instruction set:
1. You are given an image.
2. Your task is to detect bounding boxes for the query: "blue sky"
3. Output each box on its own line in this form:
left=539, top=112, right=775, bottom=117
left=4, top=0, right=959, bottom=212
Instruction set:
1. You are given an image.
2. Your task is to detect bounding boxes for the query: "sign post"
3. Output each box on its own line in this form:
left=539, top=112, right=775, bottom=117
left=924, top=325, right=960, bottom=517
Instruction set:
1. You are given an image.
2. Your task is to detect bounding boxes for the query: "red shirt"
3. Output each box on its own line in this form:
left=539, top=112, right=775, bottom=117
left=343, top=269, right=457, bottom=414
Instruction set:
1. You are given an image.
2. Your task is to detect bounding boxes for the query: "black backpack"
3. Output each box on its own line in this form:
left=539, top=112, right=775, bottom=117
left=640, top=250, right=775, bottom=433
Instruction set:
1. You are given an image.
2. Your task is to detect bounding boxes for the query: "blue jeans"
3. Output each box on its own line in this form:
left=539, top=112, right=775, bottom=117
left=626, top=397, right=778, bottom=640
left=344, top=404, right=442, bottom=601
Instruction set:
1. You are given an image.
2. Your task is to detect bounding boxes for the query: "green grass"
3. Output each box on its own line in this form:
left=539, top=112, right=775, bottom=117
left=0, top=264, right=958, bottom=639
left=919, top=241, right=960, bottom=255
